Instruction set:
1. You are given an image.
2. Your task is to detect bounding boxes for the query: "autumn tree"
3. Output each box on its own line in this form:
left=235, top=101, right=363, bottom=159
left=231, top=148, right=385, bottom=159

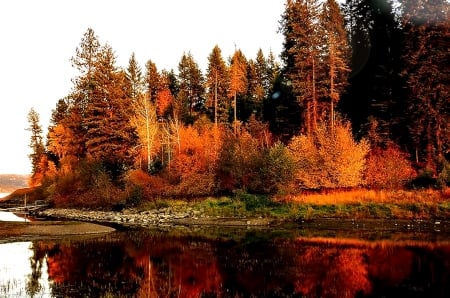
left=400, top=0, right=450, bottom=170
left=144, top=59, right=162, bottom=105
left=46, top=98, right=81, bottom=173
left=205, top=45, right=230, bottom=126
left=246, top=60, right=263, bottom=119
left=62, top=28, right=102, bottom=161
left=288, top=121, right=369, bottom=189
left=280, top=0, right=323, bottom=134
left=246, top=49, right=280, bottom=121
left=320, top=0, right=351, bottom=132
left=365, top=144, right=415, bottom=189
left=217, top=130, right=262, bottom=192
left=156, top=71, right=175, bottom=118
left=125, top=52, right=144, bottom=102
left=125, top=53, right=159, bottom=173
left=165, top=124, right=220, bottom=196
left=70, top=28, right=101, bottom=114
left=229, top=49, right=248, bottom=134
left=217, top=126, right=292, bottom=194
left=27, top=108, right=46, bottom=186
left=83, top=44, right=138, bottom=178
left=177, top=52, right=205, bottom=124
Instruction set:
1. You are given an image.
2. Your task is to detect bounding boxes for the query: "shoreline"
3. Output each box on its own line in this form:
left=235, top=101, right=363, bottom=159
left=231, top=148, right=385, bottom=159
left=0, top=220, right=115, bottom=244
left=37, top=207, right=450, bottom=232
left=0, top=207, right=448, bottom=244
left=37, top=207, right=278, bottom=227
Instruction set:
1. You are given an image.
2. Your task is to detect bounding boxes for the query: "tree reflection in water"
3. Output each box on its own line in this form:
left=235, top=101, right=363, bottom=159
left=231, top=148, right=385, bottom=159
left=22, top=229, right=450, bottom=297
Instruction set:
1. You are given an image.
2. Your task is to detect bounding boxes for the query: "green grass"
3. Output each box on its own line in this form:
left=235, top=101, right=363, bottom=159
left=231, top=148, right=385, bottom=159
left=136, top=193, right=450, bottom=221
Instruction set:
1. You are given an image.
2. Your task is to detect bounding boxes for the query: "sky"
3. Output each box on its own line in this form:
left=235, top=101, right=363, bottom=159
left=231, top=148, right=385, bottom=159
left=0, top=0, right=285, bottom=175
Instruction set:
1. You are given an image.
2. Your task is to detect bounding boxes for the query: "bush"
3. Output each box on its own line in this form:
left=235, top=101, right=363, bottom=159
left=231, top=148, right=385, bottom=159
left=161, top=124, right=221, bottom=197
left=409, top=168, right=437, bottom=189
left=288, top=121, right=369, bottom=189
left=365, top=145, right=416, bottom=189
left=234, top=191, right=272, bottom=211
left=437, top=159, right=450, bottom=188
left=217, top=130, right=261, bottom=192
left=125, top=184, right=144, bottom=206
left=251, top=142, right=295, bottom=194
left=125, top=169, right=169, bottom=198
left=49, top=160, right=122, bottom=208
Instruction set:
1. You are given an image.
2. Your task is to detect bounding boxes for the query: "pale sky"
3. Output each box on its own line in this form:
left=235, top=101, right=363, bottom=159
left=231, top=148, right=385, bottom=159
left=0, top=0, right=285, bottom=175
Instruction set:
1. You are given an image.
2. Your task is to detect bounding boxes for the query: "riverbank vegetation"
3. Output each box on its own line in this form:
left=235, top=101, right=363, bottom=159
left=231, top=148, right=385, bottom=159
left=136, top=190, right=450, bottom=221
left=22, top=0, right=449, bottom=215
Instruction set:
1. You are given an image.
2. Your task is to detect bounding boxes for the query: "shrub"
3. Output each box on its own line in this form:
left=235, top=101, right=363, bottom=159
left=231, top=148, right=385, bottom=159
left=217, top=130, right=261, bottom=192
left=437, top=159, right=450, bottom=188
left=365, top=145, right=416, bottom=189
left=48, top=160, right=123, bottom=208
left=163, top=124, right=221, bottom=197
left=288, top=121, right=369, bottom=189
left=409, top=168, right=437, bottom=189
left=251, top=141, right=295, bottom=194
left=126, top=169, right=169, bottom=198
left=234, top=191, right=272, bottom=211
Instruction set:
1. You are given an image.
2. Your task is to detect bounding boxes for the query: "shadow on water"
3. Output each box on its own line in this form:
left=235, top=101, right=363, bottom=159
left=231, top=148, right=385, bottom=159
left=1, top=223, right=450, bottom=297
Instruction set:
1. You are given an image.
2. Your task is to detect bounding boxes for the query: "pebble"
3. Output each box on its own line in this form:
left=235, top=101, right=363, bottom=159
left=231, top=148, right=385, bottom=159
left=39, top=208, right=210, bottom=227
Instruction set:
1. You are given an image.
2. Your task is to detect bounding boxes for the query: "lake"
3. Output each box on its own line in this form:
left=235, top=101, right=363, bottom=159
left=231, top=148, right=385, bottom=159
left=1, top=221, right=449, bottom=297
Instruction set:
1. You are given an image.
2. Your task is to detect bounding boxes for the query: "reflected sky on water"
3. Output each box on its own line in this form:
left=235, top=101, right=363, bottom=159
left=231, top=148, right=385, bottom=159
left=0, top=241, right=51, bottom=297
left=0, top=211, right=30, bottom=222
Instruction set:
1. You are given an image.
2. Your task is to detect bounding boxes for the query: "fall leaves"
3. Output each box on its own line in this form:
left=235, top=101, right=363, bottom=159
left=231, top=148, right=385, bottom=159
left=25, top=19, right=427, bottom=206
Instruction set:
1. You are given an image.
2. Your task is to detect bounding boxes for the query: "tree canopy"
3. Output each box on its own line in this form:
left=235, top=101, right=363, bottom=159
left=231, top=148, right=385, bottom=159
left=27, top=0, right=450, bottom=206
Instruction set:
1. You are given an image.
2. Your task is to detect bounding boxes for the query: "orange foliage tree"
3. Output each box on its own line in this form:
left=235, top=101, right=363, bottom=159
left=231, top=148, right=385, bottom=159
left=365, top=144, right=415, bottom=189
left=156, top=89, right=174, bottom=118
left=163, top=121, right=223, bottom=197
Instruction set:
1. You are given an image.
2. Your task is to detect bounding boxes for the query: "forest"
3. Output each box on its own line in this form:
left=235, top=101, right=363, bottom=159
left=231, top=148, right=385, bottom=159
left=26, top=0, right=449, bottom=208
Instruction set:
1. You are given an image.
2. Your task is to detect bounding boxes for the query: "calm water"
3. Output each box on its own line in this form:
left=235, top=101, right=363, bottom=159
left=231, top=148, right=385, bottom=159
left=0, top=223, right=450, bottom=297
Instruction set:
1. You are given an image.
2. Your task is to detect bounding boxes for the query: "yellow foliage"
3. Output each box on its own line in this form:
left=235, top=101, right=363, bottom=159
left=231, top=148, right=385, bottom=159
left=288, top=121, right=369, bottom=189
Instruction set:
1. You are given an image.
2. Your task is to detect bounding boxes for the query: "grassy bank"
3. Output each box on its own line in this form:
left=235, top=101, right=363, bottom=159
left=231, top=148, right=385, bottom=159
left=3, top=187, right=450, bottom=221
left=137, top=189, right=450, bottom=221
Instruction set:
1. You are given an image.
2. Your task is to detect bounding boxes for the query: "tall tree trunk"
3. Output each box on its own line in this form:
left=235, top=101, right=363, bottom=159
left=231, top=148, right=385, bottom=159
left=234, top=91, right=237, bottom=135
left=330, top=44, right=335, bottom=134
left=146, top=103, right=151, bottom=172
left=214, top=71, right=218, bottom=127
left=312, top=56, right=317, bottom=132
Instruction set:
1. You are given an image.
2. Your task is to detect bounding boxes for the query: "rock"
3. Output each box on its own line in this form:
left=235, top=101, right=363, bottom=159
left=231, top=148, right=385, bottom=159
left=38, top=207, right=276, bottom=228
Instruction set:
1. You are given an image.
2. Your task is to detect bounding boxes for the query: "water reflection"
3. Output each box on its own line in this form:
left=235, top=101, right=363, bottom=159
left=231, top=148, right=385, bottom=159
left=0, top=241, right=50, bottom=297
left=1, top=228, right=449, bottom=297
left=0, top=211, right=30, bottom=222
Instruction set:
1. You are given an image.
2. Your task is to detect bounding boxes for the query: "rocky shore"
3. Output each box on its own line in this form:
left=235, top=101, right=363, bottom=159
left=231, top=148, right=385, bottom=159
left=38, top=207, right=277, bottom=227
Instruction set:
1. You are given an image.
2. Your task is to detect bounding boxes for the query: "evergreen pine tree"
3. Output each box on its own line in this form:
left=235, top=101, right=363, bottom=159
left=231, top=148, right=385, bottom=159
left=205, top=45, right=230, bottom=126
left=177, top=52, right=204, bottom=123
left=401, top=0, right=450, bottom=169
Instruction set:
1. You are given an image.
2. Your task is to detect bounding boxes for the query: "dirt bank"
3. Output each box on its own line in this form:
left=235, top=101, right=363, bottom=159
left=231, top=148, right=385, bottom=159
left=0, top=221, right=115, bottom=243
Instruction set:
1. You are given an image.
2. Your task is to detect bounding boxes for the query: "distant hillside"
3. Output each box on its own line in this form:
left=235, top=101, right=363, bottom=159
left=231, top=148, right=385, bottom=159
left=0, top=174, right=29, bottom=193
